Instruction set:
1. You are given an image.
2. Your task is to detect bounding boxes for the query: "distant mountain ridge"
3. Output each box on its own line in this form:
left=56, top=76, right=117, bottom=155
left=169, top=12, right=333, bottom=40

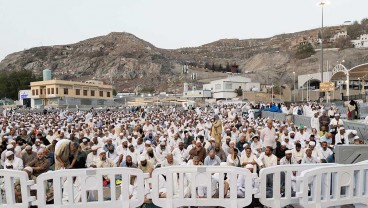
left=1, top=25, right=368, bottom=93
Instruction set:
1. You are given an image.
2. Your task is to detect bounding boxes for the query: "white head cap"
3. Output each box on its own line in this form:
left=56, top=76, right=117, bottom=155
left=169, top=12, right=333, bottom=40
left=5, top=151, right=14, bottom=157
left=245, top=164, right=253, bottom=169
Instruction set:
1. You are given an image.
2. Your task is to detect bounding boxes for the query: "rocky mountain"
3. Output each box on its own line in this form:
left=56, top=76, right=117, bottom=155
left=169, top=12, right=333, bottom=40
left=1, top=27, right=368, bottom=93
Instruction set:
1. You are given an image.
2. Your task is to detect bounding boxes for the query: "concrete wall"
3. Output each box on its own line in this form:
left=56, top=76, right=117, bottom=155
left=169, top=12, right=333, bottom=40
left=293, top=89, right=364, bottom=102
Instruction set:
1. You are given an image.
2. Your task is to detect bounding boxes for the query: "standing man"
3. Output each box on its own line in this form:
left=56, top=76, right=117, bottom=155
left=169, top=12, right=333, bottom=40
left=260, top=119, right=276, bottom=149
left=211, top=115, right=222, bottom=146
left=319, top=111, right=330, bottom=131
left=54, top=140, right=78, bottom=170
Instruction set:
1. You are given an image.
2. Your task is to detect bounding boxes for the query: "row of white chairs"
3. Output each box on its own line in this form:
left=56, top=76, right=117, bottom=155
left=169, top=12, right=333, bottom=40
left=0, top=162, right=367, bottom=208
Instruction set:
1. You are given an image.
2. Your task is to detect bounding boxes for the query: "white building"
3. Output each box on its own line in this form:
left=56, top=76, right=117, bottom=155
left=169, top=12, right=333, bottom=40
left=352, top=34, right=368, bottom=48
left=182, top=83, right=212, bottom=98
left=330, top=31, right=348, bottom=42
left=183, top=90, right=212, bottom=98
left=17, top=90, right=34, bottom=108
left=202, top=76, right=260, bottom=99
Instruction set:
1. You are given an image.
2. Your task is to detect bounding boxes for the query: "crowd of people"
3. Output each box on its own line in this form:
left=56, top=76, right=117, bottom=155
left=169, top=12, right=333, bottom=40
left=0, top=103, right=365, bottom=206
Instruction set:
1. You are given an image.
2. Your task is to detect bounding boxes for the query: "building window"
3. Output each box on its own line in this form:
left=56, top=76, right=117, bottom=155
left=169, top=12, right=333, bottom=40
left=225, top=83, right=232, bottom=90
left=215, top=84, right=221, bottom=90
left=51, top=88, right=54, bottom=94
left=107, top=92, right=111, bottom=97
left=199, top=92, right=202, bottom=94
left=75, top=89, right=80, bottom=95
left=64, top=88, right=68, bottom=95
left=36, top=89, right=38, bottom=95
left=56, top=88, right=58, bottom=94
left=99, top=91, right=104, bottom=97
left=32, top=90, right=35, bottom=95
left=83, top=90, right=88, bottom=96
left=47, top=88, right=50, bottom=94
left=40, top=89, right=43, bottom=95
left=91, top=90, right=95, bottom=96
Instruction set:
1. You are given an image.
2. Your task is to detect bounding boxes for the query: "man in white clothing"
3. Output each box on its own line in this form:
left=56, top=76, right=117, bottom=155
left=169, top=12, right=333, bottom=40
left=4, top=151, right=24, bottom=171
left=310, top=112, right=320, bottom=131
left=172, top=140, right=189, bottom=163
left=317, top=141, right=333, bottom=161
left=334, top=127, right=349, bottom=145
left=260, top=120, right=276, bottom=149
left=257, top=146, right=277, bottom=168
left=86, top=146, right=99, bottom=168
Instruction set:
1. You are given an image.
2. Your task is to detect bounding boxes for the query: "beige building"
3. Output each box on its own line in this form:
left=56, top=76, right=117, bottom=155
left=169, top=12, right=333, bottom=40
left=30, top=80, right=113, bottom=107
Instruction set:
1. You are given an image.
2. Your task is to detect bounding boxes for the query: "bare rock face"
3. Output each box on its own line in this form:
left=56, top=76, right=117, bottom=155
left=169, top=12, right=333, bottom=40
left=1, top=30, right=368, bottom=93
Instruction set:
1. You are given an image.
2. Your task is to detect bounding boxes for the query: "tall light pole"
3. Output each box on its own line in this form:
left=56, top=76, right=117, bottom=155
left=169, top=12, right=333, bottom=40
left=358, top=78, right=361, bottom=97
left=293, top=72, right=296, bottom=102
left=317, top=1, right=330, bottom=90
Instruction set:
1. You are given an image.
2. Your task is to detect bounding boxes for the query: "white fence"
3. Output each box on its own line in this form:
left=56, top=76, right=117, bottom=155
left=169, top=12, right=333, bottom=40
left=1, top=162, right=368, bottom=207
left=297, top=163, right=368, bottom=208
left=151, top=166, right=255, bottom=208
left=255, top=164, right=335, bottom=208
left=0, top=169, right=36, bottom=207
left=36, top=168, right=145, bottom=208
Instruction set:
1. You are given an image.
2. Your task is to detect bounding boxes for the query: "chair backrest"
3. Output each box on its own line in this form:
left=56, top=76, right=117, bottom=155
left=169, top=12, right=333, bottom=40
left=0, top=169, right=36, bottom=207
left=36, top=168, right=145, bottom=208
left=151, top=166, right=254, bottom=208
left=297, top=163, right=368, bottom=208
left=255, top=164, right=335, bottom=208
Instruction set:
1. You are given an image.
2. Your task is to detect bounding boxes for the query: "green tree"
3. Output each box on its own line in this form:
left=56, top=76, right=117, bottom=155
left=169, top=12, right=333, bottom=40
left=347, top=21, right=364, bottom=39
left=334, top=36, right=353, bottom=49
left=295, top=43, right=316, bottom=59
left=225, top=63, right=230, bottom=72
left=234, top=87, right=243, bottom=97
left=218, top=64, right=223, bottom=72
left=0, top=70, right=41, bottom=100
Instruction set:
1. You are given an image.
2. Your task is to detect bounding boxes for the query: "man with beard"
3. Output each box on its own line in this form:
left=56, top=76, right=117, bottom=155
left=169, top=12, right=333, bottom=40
left=143, top=147, right=159, bottom=165
left=96, top=150, right=116, bottom=168
left=188, top=141, right=206, bottom=162
left=172, top=140, right=189, bottom=163
left=120, top=155, right=137, bottom=168
left=204, top=150, right=221, bottom=166
left=4, top=151, right=24, bottom=170
left=214, top=143, right=227, bottom=162
left=144, top=132, right=156, bottom=145
left=86, top=146, right=99, bottom=168
left=236, top=135, right=248, bottom=153
left=138, top=155, right=154, bottom=176
left=222, top=136, right=231, bottom=156
left=183, top=133, right=194, bottom=149
left=21, top=145, right=37, bottom=166
left=155, top=141, right=170, bottom=162
left=116, top=138, right=129, bottom=157
left=161, top=153, right=180, bottom=167
left=28, top=150, right=50, bottom=177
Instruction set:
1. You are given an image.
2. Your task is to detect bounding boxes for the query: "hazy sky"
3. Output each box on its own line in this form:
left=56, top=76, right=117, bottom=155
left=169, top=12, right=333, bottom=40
left=0, top=0, right=367, bottom=61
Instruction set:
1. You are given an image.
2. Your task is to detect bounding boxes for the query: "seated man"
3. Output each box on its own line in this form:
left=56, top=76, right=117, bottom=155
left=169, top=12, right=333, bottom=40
left=204, top=150, right=221, bottom=166
left=161, top=153, right=180, bottom=167
left=28, top=150, right=50, bottom=177
left=4, top=151, right=24, bottom=171
left=96, top=150, right=116, bottom=168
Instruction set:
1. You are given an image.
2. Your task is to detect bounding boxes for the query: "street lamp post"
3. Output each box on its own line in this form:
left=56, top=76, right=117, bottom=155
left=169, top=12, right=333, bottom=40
left=317, top=0, right=330, bottom=99
left=293, top=72, right=296, bottom=102
left=358, top=78, right=361, bottom=97
left=271, top=84, right=274, bottom=103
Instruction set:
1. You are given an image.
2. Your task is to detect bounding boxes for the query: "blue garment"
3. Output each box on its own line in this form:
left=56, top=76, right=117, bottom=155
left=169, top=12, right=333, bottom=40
left=326, top=154, right=335, bottom=163
left=262, top=104, right=281, bottom=113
